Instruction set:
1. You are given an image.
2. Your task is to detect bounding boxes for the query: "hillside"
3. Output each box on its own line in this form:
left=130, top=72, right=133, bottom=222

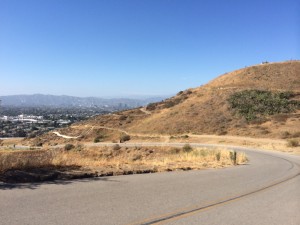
left=27, top=60, right=300, bottom=145
left=128, top=61, right=300, bottom=136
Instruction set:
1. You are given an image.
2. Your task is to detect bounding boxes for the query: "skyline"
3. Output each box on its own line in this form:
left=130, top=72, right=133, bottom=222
left=0, top=0, right=299, bottom=97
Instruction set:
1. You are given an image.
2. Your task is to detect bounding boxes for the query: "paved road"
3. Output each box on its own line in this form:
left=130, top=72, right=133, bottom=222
left=0, top=145, right=299, bottom=225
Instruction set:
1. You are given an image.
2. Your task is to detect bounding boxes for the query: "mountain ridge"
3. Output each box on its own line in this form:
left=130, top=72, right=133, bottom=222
left=0, top=94, right=167, bottom=108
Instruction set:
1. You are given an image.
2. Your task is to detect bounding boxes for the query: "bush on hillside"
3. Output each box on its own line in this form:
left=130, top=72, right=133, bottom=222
left=287, top=139, right=299, bottom=147
left=228, top=90, right=300, bottom=122
left=182, top=144, right=193, bottom=153
left=120, top=134, right=130, bottom=143
left=146, top=102, right=159, bottom=111
left=119, top=115, right=127, bottom=121
left=64, top=144, right=75, bottom=151
left=94, top=134, right=105, bottom=143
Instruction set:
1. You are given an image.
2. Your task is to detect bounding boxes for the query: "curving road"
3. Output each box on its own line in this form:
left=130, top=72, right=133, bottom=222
left=0, top=145, right=299, bottom=225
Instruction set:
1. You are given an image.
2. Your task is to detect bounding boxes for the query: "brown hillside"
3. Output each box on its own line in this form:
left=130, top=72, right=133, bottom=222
left=127, top=61, right=300, bottom=137
left=26, top=60, right=300, bottom=145
left=206, top=61, right=300, bottom=91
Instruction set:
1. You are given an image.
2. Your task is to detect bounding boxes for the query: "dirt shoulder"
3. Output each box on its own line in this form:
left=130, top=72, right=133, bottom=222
left=121, top=134, right=300, bottom=155
left=185, top=134, right=300, bottom=155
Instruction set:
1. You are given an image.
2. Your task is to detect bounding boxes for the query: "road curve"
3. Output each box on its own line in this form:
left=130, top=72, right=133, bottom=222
left=0, top=145, right=299, bottom=225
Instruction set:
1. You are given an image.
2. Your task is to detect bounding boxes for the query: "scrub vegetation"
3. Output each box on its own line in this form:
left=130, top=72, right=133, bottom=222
left=228, top=90, right=300, bottom=122
left=0, top=145, right=247, bottom=183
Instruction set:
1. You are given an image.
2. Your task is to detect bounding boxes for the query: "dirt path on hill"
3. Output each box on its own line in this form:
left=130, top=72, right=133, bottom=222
left=53, top=126, right=285, bottom=144
left=52, top=132, right=80, bottom=139
left=139, top=107, right=152, bottom=115
left=50, top=124, right=298, bottom=154
left=56, top=124, right=285, bottom=145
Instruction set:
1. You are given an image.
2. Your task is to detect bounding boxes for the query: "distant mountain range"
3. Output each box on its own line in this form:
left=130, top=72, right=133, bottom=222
left=0, top=94, right=168, bottom=108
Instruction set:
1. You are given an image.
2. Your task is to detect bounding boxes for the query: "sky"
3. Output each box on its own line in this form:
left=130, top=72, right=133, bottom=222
left=0, top=0, right=299, bottom=98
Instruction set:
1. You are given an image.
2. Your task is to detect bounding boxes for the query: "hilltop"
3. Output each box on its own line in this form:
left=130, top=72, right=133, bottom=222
left=27, top=60, right=300, bottom=145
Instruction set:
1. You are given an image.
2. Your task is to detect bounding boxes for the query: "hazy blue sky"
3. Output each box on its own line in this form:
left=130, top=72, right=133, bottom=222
left=0, top=0, right=299, bottom=97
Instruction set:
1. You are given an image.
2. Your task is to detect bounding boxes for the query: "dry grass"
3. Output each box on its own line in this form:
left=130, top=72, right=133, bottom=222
left=145, top=148, right=247, bottom=171
left=0, top=149, right=59, bottom=173
left=0, top=146, right=247, bottom=176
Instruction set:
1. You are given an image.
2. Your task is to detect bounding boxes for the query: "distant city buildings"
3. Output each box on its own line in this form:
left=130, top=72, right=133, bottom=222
left=0, top=106, right=110, bottom=138
left=1, top=114, right=44, bottom=123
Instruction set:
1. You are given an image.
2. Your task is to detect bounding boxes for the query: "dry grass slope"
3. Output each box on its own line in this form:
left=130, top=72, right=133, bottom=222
left=127, top=60, right=300, bottom=138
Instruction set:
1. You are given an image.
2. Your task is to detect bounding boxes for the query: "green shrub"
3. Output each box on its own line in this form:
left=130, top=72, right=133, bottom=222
left=94, top=135, right=104, bottom=143
left=36, top=142, right=43, bottom=147
left=186, top=90, right=193, bottom=95
left=182, top=144, right=193, bottom=153
left=287, top=139, right=299, bottom=147
left=163, top=97, right=184, bottom=109
left=164, top=101, right=176, bottom=108
left=146, top=103, right=158, bottom=111
left=64, top=144, right=75, bottom=151
left=120, top=134, right=130, bottom=143
left=228, top=90, right=299, bottom=122
left=119, top=115, right=127, bottom=121
left=181, top=135, right=189, bottom=139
